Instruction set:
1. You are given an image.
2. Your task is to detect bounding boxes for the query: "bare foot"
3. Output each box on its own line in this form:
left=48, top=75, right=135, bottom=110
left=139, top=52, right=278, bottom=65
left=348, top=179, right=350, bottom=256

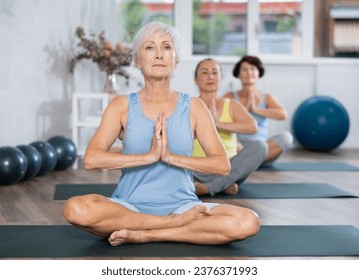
left=194, top=182, right=209, bottom=196
left=172, top=205, right=213, bottom=227
left=187, top=205, right=213, bottom=217
left=108, top=205, right=213, bottom=246
left=108, top=229, right=145, bottom=246
left=223, top=183, right=239, bottom=195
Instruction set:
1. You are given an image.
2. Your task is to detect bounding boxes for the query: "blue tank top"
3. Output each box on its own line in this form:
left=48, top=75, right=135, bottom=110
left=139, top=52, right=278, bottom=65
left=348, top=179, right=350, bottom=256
left=111, top=92, right=200, bottom=216
left=232, top=92, right=269, bottom=141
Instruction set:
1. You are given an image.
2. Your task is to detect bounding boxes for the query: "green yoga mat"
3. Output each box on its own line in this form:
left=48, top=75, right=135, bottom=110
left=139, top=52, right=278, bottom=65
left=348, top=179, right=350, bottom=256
left=1, top=225, right=359, bottom=258
left=54, top=183, right=356, bottom=200
left=202, top=183, right=356, bottom=199
left=258, top=161, right=359, bottom=171
left=54, top=183, right=116, bottom=199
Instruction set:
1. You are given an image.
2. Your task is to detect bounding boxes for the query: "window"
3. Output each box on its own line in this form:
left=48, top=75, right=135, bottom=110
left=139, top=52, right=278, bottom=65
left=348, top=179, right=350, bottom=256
left=314, top=0, right=359, bottom=58
left=192, top=0, right=247, bottom=56
left=116, top=1, right=359, bottom=59
left=191, top=0, right=303, bottom=57
left=258, top=0, right=303, bottom=55
left=116, top=0, right=174, bottom=43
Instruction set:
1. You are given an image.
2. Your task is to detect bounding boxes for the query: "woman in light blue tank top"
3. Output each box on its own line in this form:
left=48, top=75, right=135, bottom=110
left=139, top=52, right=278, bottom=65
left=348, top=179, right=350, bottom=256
left=111, top=91, right=199, bottom=216
left=63, top=22, right=260, bottom=246
left=234, top=93, right=269, bottom=141
left=224, top=55, right=293, bottom=165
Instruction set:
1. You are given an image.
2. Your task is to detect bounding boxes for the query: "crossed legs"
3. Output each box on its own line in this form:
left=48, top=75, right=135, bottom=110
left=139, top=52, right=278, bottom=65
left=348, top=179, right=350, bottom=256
left=263, top=131, right=293, bottom=164
left=264, top=139, right=283, bottom=162
left=63, top=194, right=260, bottom=246
left=109, top=204, right=259, bottom=246
left=194, top=139, right=267, bottom=196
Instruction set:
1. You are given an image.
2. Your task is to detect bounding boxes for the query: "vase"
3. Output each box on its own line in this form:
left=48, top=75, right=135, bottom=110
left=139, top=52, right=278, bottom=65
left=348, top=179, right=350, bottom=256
left=103, top=73, right=119, bottom=94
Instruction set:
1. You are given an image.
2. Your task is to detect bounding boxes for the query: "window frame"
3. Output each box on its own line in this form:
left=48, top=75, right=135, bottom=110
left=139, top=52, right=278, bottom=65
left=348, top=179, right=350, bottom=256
left=174, top=0, right=315, bottom=61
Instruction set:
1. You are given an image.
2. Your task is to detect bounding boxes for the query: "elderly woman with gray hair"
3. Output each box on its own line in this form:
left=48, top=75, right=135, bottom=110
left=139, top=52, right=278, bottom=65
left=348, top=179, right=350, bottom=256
left=63, top=22, right=260, bottom=246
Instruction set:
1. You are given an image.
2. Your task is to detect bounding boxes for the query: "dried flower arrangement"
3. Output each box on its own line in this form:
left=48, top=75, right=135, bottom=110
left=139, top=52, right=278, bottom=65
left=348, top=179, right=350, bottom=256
left=69, top=26, right=133, bottom=85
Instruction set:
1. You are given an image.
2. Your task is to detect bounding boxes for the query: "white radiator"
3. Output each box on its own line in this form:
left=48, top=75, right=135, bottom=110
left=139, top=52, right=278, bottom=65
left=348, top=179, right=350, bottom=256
left=260, top=78, right=314, bottom=137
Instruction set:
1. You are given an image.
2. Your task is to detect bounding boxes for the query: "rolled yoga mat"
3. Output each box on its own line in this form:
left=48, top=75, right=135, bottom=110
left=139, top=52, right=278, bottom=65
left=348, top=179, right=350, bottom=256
left=1, top=225, right=359, bottom=258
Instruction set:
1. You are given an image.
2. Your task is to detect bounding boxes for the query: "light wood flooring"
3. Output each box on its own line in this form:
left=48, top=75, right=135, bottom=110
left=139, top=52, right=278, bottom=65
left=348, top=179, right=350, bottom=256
left=1, top=148, right=359, bottom=260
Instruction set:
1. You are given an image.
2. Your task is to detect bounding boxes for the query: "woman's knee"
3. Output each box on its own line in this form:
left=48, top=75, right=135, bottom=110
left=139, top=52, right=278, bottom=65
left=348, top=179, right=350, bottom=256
left=63, top=196, right=91, bottom=226
left=232, top=208, right=261, bottom=240
left=245, top=139, right=268, bottom=163
left=243, top=209, right=261, bottom=237
left=239, top=139, right=268, bottom=161
left=253, top=139, right=268, bottom=160
left=271, top=131, right=293, bottom=152
left=281, top=131, right=294, bottom=151
left=217, top=206, right=260, bottom=241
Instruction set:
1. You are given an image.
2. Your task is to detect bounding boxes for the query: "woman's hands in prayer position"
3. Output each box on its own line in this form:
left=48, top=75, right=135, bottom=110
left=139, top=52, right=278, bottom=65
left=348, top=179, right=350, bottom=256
left=147, top=112, right=172, bottom=165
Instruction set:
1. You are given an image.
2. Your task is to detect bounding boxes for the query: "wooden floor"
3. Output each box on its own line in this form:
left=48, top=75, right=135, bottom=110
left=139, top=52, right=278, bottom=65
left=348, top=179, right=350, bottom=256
left=1, top=148, right=359, bottom=260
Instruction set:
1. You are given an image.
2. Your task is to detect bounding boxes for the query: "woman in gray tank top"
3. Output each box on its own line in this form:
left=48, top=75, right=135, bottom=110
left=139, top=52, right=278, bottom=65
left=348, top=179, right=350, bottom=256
left=63, top=22, right=260, bottom=246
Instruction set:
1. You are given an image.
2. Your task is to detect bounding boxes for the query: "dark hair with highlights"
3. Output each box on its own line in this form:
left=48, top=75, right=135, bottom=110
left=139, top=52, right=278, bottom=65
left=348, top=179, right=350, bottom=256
left=232, top=55, right=265, bottom=78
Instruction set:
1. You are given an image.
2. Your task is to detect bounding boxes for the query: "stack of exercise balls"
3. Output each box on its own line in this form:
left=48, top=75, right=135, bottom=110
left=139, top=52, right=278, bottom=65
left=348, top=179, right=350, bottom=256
left=17, top=145, right=42, bottom=181
left=47, top=136, right=77, bottom=171
left=292, top=95, right=350, bottom=151
left=0, top=135, right=77, bottom=186
left=0, top=147, right=27, bottom=185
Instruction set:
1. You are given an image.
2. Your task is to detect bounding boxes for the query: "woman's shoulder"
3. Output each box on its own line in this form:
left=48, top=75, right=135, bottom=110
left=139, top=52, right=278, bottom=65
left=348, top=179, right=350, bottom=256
left=190, top=96, right=209, bottom=114
left=262, top=92, right=275, bottom=102
left=190, top=96, right=205, bottom=106
left=221, top=93, right=242, bottom=107
left=223, top=91, right=236, bottom=99
left=107, top=94, right=129, bottom=112
left=110, top=93, right=129, bottom=103
left=227, top=97, right=246, bottom=112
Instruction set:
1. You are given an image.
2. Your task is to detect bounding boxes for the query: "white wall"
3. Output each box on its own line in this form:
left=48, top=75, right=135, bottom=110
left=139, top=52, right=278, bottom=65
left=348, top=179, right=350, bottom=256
left=0, top=0, right=118, bottom=147
left=315, top=62, right=359, bottom=148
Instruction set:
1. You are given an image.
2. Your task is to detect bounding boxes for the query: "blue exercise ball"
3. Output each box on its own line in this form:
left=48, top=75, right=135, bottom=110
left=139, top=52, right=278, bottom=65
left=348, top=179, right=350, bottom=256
left=0, top=146, right=27, bottom=185
left=292, top=96, right=350, bottom=151
left=30, top=141, right=57, bottom=176
left=47, top=136, right=77, bottom=170
left=16, top=145, right=42, bottom=181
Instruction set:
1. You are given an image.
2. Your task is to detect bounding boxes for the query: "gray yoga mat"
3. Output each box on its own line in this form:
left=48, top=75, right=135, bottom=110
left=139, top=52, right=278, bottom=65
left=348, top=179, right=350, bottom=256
left=258, top=161, right=359, bottom=171
left=1, top=225, right=359, bottom=258
left=54, top=183, right=357, bottom=200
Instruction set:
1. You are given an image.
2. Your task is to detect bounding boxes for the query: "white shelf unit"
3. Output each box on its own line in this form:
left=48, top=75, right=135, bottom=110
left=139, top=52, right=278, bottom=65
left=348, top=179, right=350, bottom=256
left=72, top=93, right=110, bottom=168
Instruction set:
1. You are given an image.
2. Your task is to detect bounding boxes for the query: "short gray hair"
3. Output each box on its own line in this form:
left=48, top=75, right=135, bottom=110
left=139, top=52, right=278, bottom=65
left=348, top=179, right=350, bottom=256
left=132, top=22, right=180, bottom=65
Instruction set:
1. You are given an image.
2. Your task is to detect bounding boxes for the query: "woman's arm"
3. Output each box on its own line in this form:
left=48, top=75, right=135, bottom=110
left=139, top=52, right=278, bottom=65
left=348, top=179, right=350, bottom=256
left=250, top=93, right=287, bottom=120
left=222, top=91, right=235, bottom=99
left=83, top=96, right=161, bottom=170
left=161, top=98, right=230, bottom=176
left=215, top=100, right=257, bottom=134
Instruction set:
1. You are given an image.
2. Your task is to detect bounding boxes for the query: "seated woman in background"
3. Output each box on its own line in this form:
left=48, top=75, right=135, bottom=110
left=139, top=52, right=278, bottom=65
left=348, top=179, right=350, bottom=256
left=63, top=22, right=260, bottom=246
left=192, top=58, right=267, bottom=196
left=223, top=55, right=293, bottom=165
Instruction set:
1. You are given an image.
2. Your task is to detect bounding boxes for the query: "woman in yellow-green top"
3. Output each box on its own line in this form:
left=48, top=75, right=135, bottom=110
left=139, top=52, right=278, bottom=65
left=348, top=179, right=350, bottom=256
left=193, top=58, right=268, bottom=196
left=193, top=98, right=237, bottom=158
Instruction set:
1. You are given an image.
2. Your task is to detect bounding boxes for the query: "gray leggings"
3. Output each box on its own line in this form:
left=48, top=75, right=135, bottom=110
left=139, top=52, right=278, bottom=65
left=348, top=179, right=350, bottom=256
left=268, top=131, right=293, bottom=152
left=193, top=139, right=268, bottom=196
left=263, top=131, right=293, bottom=165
